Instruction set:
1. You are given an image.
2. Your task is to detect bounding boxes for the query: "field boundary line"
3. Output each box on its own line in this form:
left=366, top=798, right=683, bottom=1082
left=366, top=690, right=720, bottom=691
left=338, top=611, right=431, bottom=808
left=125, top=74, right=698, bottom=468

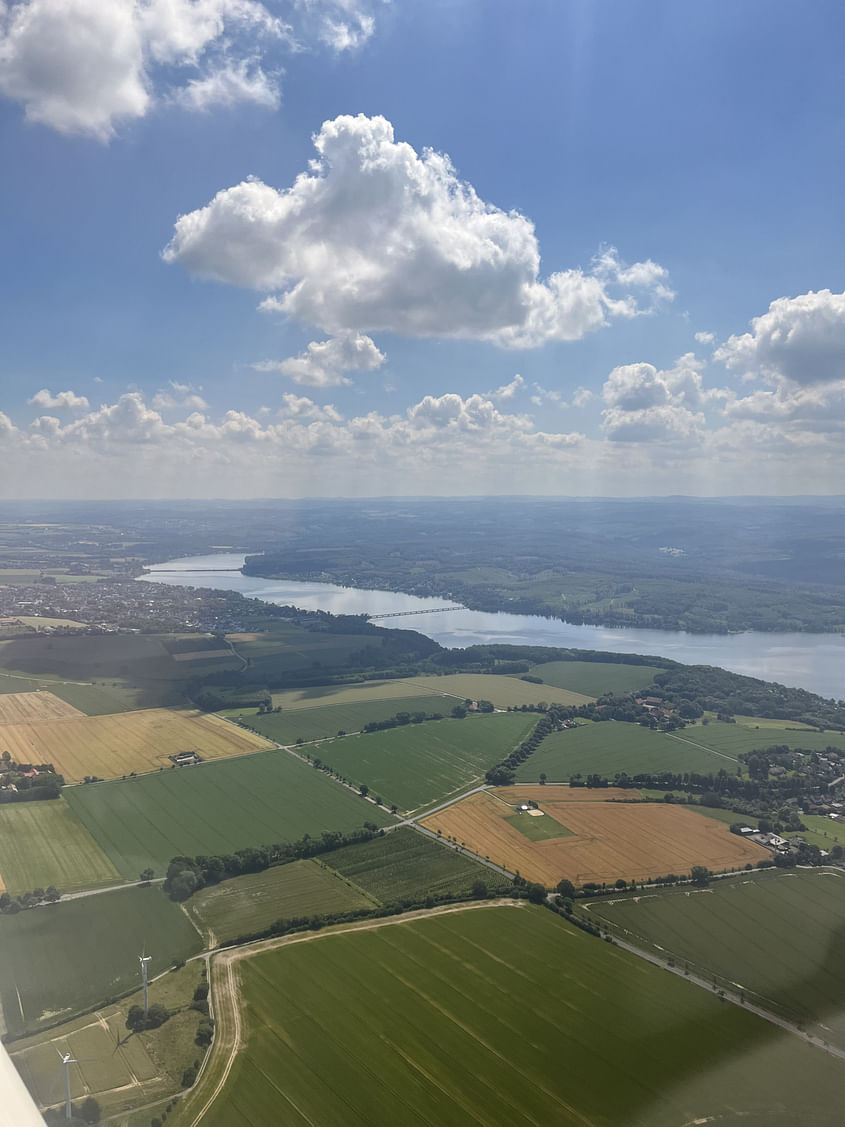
left=607, top=929, right=845, bottom=1062
left=184, top=900, right=524, bottom=1127
left=666, top=732, right=738, bottom=763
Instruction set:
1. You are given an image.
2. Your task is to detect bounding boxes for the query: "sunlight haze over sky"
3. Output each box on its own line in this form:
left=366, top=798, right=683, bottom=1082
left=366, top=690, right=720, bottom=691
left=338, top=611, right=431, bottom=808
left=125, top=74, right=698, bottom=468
left=1, top=0, right=844, bottom=498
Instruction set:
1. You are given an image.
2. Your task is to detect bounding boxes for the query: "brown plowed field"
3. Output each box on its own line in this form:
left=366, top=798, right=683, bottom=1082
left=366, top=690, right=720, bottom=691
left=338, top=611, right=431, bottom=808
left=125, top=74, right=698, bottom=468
left=422, top=786, right=769, bottom=886
left=0, top=690, right=84, bottom=725
left=0, top=709, right=274, bottom=782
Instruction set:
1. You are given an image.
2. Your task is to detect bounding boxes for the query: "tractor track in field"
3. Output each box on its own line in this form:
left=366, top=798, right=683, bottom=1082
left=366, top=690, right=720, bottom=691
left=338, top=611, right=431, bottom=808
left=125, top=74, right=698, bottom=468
left=181, top=899, right=524, bottom=1127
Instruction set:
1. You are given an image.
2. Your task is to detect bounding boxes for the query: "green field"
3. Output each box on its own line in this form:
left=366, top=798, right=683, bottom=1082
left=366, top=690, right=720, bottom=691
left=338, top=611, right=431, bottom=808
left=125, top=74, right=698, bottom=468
left=314, top=713, right=537, bottom=811
left=186, top=859, right=376, bottom=942
left=588, top=869, right=845, bottom=1044
left=680, top=721, right=845, bottom=759
left=230, top=694, right=451, bottom=745
left=233, top=624, right=394, bottom=678
left=517, top=721, right=734, bottom=782
left=795, top=814, right=845, bottom=850
left=399, top=672, right=594, bottom=707
left=505, top=811, right=573, bottom=840
left=324, top=828, right=508, bottom=903
left=64, top=751, right=393, bottom=880
left=0, top=632, right=238, bottom=709
left=267, top=679, right=456, bottom=710
left=0, top=668, right=144, bottom=713
left=0, top=799, right=120, bottom=893
left=0, top=885, right=201, bottom=1037
left=201, top=906, right=845, bottom=1127
left=529, top=660, right=664, bottom=697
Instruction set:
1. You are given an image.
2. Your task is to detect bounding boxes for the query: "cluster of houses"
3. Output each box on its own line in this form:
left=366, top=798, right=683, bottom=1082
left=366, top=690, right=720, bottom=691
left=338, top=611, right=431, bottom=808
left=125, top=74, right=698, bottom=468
left=634, top=695, right=675, bottom=721
left=0, top=578, right=263, bottom=636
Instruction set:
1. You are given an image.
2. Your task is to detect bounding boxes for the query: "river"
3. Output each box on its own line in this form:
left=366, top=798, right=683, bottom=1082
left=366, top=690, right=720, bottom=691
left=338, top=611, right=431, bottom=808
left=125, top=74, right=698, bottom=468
left=139, top=553, right=845, bottom=700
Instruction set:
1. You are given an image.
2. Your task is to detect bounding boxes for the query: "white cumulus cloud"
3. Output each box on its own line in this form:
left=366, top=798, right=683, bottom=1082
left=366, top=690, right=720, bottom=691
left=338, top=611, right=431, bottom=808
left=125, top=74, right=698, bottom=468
left=601, top=354, right=721, bottom=443
left=0, top=0, right=285, bottom=138
left=715, top=289, right=845, bottom=386
left=253, top=332, right=385, bottom=386
left=27, top=388, right=90, bottom=411
left=163, top=114, right=672, bottom=348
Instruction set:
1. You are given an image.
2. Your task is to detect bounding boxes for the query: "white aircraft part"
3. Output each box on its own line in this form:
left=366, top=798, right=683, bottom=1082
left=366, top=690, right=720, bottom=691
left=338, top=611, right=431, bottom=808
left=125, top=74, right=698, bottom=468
left=0, top=1041, right=45, bottom=1126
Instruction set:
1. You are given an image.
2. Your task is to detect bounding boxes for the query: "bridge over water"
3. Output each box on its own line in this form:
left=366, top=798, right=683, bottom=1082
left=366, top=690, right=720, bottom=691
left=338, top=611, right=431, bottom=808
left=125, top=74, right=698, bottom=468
left=367, top=606, right=461, bottom=620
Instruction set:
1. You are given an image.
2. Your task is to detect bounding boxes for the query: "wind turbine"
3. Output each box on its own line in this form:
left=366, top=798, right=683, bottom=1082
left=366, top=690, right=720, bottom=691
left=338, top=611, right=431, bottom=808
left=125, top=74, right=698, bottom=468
left=56, top=1048, right=82, bottom=1121
left=139, top=950, right=152, bottom=1015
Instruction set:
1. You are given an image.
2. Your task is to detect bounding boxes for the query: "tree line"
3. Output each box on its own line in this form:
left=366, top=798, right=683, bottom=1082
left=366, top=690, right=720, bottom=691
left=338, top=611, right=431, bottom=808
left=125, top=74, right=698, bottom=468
left=162, top=825, right=384, bottom=901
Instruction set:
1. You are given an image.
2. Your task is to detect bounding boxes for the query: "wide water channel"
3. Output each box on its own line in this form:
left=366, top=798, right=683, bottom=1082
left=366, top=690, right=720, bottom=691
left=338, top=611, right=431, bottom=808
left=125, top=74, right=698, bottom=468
left=140, top=553, right=845, bottom=700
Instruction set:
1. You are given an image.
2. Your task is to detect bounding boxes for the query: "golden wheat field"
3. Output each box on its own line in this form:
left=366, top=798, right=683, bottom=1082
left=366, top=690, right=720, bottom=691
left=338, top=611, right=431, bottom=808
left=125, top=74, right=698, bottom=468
left=0, top=690, right=84, bottom=724
left=0, top=708, right=273, bottom=781
left=422, top=786, right=769, bottom=886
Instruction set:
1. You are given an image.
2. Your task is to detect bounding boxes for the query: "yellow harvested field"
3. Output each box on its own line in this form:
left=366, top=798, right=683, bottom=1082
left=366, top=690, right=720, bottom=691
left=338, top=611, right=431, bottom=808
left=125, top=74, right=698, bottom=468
left=172, top=649, right=232, bottom=662
left=0, top=708, right=273, bottom=782
left=422, top=786, right=769, bottom=887
left=0, top=691, right=84, bottom=725
left=226, top=632, right=266, bottom=642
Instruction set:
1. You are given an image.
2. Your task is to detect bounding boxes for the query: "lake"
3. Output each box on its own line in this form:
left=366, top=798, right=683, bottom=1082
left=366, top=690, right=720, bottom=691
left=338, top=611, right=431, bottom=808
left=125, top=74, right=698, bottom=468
left=140, top=553, right=845, bottom=699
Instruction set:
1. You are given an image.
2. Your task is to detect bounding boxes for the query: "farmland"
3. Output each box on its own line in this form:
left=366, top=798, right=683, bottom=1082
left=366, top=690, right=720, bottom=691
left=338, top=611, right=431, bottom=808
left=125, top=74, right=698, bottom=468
left=8, top=961, right=205, bottom=1118
left=0, top=673, right=145, bottom=715
left=267, top=678, right=454, bottom=710
left=186, top=859, right=376, bottom=943
left=587, top=869, right=845, bottom=1045
left=198, top=905, right=845, bottom=1127
left=678, top=721, right=845, bottom=759
left=0, top=799, right=120, bottom=893
left=234, top=694, right=450, bottom=745
left=0, top=885, right=201, bottom=1037
left=529, top=660, right=665, bottom=697
left=0, top=690, right=83, bottom=723
left=64, top=750, right=393, bottom=879
left=0, top=632, right=238, bottom=711
left=422, top=785, right=767, bottom=885
left=0, top=632, right=236, bottom=682
left=310, top=712, right=537, bottom=811
left=268, top=671, right=450, bottom=707
left=0, top=708, right=273, bottom=782
left=324, top=827, right=509, bottom=903
left=518, top=721, right=734, bottom=781
left=396, top=672, right=594, bottom=707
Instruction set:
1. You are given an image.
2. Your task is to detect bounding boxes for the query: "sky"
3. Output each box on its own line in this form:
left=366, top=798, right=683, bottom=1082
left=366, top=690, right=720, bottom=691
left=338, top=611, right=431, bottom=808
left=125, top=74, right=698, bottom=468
left=1, top=0, right=844, bottom=499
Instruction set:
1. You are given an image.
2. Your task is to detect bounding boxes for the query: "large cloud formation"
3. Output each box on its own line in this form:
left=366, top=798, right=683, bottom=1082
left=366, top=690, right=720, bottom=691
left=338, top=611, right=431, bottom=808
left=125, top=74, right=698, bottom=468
left=601, top=354, right=719, bottom=443
left=715, top=289, right=845, bottom=433
left=715, top=290, right=845, bottom=386
left=163, top=114, right=673, bottom=352
left=0, top=0, right=380, bottom=138
left=2, top=387, right=585, bottom=496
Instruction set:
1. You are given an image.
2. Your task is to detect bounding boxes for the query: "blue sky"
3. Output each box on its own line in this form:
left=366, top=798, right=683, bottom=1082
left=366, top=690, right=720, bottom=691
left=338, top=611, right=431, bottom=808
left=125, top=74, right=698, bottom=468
left=1, top=0, right=844, bottom=498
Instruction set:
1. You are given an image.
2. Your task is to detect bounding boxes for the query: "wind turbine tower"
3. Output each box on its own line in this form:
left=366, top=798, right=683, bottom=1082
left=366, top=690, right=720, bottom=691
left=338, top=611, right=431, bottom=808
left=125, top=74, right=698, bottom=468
left=139, top=952, right=152, bottom=1015
left=58, top=1050, right=78, bottom=1121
